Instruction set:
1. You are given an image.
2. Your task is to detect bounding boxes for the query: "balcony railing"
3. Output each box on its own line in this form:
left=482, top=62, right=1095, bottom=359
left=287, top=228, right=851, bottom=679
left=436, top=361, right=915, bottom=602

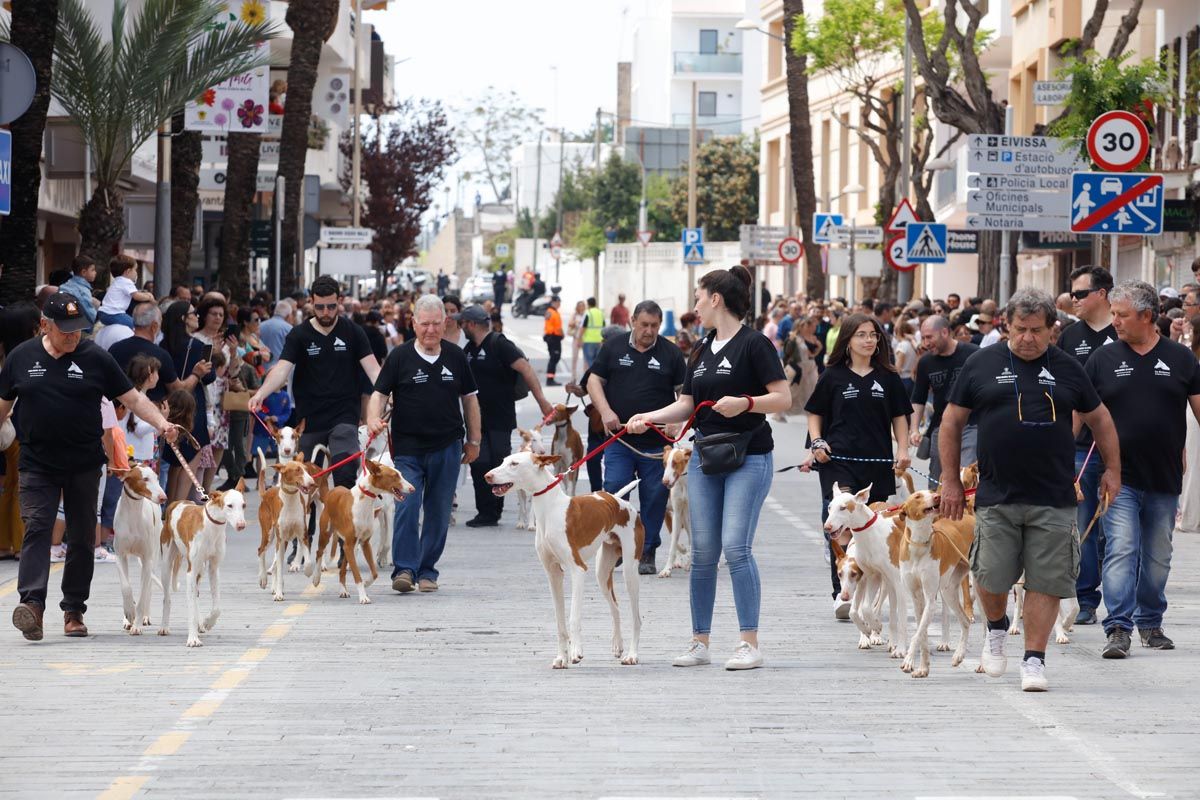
left=673, top=51, right=743, bottom=74
left=671, top=113, right=742, bottom=135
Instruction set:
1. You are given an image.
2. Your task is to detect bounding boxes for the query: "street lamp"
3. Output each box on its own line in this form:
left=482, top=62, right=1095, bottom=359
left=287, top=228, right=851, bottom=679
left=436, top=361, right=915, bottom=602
left=825, top=183, right=865, bottom=304
left=629, top=149, right=649, bottom=302
left=735, top=18, right=786, bottom=42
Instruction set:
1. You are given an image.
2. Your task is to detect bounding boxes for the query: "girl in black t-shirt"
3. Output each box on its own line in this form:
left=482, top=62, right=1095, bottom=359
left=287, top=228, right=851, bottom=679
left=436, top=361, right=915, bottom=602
left=803, top=313, right=911, bottom=606
left=626, top=266, right=789, bottom=671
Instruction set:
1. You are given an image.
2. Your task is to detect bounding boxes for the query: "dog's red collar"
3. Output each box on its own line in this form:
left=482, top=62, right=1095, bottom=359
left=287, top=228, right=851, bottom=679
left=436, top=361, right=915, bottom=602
left=359, top=486, right=380, bottom=500
left=851, top=512, right=879, bottom=533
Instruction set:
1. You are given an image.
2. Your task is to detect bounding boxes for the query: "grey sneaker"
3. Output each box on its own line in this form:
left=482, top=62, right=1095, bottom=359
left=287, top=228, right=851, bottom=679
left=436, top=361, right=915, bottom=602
left=724, top=641, right=763, bottom=671
left=980, top=628, right=1008, bottom=677
left=833, top=598, right=851, bottom=620
left=1075, top=608, right=1097, bottom=625
left=1102, top=628, right=1132, bottom=659
left=1020, top=656, right=1048, bottom=692
left=672, top=639, right=711, bottom=667
left=1139, top=627, right=1174, bottom=650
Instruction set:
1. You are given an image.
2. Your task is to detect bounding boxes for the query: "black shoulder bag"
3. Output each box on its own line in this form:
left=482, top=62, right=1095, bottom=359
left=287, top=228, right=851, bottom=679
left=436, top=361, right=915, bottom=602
left=689, top=331, right=762, bottom=474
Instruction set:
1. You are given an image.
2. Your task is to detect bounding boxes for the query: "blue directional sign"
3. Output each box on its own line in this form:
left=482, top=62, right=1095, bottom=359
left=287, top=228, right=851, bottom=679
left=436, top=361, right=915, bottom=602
left=812, top=213, right=843, bottom=245
left=905, top=223, right=948, bottom=263
left=0, top=131, right=11, bottom=216
left=682, top=227, right=705, bottom=264
left=1069, top=172, right=1163, bottom=235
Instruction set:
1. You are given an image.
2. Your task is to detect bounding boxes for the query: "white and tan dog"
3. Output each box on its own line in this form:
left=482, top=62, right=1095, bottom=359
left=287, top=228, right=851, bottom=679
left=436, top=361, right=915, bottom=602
left=538, top=404, right=584, bottom=496
left=111, top=464, right=168, bottom=635
left=159, top=483, right=248, bottom=647
left=255, top=418, right=310, bottom=489
left=896, top=490, right=975, bottom=677
left=514, top=427, right=546, bottom=530
left=832, top=537, right=886, bottom=649
left=310, top=459, right=414, bottom=604
left=485, top=451, right=643, bottom=668
left=359, top=424, right=397, bottom=566
left=257, top=459, right=317, bottom=601
left=823, top=484, right=908, bottom=658
left=658, top=445, right=693, bottom=578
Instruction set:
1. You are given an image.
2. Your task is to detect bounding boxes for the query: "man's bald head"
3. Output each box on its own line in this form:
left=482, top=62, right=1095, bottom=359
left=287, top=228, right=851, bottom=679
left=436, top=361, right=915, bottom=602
left=919, top=313, right=954, bottom=355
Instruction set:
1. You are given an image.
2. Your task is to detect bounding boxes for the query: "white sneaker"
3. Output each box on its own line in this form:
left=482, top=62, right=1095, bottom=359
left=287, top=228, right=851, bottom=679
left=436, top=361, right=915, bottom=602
left=724, top=641, right=763, bottom=670
left=93, top=547, right=117, bottom=564
left=833, top=598, right=851, bottom=620
left=672, top=639, right=711, bottom=667
left=981, top=628, right=1009, bottom=677
left=49, top=545, right=67, bottom=563
left=1021, top=656, right=1048, bottom=692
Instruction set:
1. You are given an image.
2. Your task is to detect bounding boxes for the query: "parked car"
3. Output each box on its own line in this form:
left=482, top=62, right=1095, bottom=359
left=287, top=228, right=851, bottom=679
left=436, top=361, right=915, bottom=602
left=462, top=273, right=495, bottom=304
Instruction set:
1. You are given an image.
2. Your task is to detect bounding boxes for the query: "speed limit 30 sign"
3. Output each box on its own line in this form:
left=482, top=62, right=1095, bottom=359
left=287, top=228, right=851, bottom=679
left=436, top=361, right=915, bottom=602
left=1087, top=110, right=1149, bottom=172
left=778, top=237, right=802, bottom=264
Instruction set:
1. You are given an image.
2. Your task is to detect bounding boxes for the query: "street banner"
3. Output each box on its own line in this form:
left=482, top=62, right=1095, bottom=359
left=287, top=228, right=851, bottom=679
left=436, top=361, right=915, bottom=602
left=185, top=1, right=270, bottom=133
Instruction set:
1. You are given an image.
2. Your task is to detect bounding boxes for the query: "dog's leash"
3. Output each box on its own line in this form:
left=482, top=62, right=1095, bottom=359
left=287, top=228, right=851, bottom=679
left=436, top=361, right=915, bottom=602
left=1080, top=490, right=1109, bottom=545
left=533, top=400, right=717, bottom=497
left=164, top=425, right=209, bottom=503
left=777, top=454, right=941, bottom=488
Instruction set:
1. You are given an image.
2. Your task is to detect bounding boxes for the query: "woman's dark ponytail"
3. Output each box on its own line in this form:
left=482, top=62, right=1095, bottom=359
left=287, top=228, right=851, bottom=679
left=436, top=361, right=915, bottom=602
left=698, top=265, right=752, bottom=319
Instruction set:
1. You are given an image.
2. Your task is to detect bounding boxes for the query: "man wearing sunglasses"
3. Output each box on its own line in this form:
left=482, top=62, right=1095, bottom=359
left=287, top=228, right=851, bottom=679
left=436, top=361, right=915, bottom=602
left=1057, top=265, right=1117, bottom=627
left=939, top=288, right=1121, bottom=692
left=250, top=276, right=380, bottom=490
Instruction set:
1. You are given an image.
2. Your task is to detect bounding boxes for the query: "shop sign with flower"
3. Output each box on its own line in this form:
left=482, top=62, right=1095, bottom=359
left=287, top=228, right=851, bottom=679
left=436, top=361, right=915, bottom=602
left=185, top=0, right=270, bottom=134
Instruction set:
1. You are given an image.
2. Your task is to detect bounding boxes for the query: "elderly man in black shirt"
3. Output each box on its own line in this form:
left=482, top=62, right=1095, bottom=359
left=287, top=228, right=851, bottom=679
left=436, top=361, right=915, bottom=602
left=0, top=293, right=177, bottom=641
left=458, top=304, right=553, bottom=527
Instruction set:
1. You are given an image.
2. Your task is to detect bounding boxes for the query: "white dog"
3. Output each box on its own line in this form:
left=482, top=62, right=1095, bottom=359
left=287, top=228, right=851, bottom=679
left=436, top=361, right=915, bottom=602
left=111, top=464, right=168, bottom=634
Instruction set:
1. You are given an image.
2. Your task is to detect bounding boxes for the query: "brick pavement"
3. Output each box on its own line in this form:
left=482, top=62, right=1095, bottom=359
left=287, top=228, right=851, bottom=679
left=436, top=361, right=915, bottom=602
left=1, top=329, right=1198, bottom=798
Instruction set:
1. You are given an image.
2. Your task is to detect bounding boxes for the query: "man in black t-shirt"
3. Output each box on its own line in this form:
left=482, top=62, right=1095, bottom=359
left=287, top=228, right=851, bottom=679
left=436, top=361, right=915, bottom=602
left=108, top=303, right=193, bottom=403
left=368, top=295, right=481, bottom=593
left=250, top=276, right=380, bottom=490
left=1056, top=264, right=1117, bottom=626
left=1085, top=281, right=1200, bottom=658
left=587, top=301, right=686, bottom=574
left=459, top=305, right=553, bottom=527
left=910, top=315, right=978, bottom=488
left=940, top=288, right=1121, bottom=692
left=0, top=293, right=176, bottom=642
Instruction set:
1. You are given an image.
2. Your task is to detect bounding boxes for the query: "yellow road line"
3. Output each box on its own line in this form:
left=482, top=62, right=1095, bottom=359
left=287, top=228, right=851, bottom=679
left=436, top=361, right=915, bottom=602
left=283, top=602, right=309, bottom=616
left=182, top=699, right=221, bottom=719
left=143, top=732, right=190, bottom=757
left=97, top=775, right=149, bottom=800
left=239, top=647, right=271, bottom=663
left=210, top=669, right=249, bottom=691
left=0, top=563, right=62, bottom=598
left=261, top=622, right=290, bottom=640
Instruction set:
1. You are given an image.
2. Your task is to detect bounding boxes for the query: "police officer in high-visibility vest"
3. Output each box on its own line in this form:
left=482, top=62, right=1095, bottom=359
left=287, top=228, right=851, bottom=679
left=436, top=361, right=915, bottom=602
left=580, top=297, right=605, bottom=368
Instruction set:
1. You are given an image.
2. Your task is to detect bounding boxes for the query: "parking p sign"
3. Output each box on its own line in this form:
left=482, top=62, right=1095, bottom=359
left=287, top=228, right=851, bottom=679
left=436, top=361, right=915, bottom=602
left=0, top=130, right=12, bottom=216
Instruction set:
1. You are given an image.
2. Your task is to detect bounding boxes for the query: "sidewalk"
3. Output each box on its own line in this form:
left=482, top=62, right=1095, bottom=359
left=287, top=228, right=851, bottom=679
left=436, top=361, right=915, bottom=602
left=0, top=326, right=1197, bottom=797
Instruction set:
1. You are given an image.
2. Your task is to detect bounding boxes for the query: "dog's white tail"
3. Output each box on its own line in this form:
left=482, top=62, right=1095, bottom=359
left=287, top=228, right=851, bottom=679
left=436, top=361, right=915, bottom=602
left=612, top=479, right=640, bottom=500
left=311, top=443, right=331, bottom=467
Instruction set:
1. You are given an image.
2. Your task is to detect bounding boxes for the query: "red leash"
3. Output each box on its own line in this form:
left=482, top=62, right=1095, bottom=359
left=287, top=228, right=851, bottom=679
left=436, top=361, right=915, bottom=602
left=533, top=400, right=717, bottom=497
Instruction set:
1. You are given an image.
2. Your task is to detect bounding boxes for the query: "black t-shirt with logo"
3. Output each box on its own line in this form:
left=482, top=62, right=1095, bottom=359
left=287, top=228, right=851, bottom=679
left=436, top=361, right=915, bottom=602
left=591, top=333, right=686, bottom=450
left=683, top=327, right=786, bottom=455
left=280, top=317, right=372, bottom=433
left=1057, top=319, right=1117, bottom=449
left=375, top=340, right=478, bottom=455
left=910, top=342, right=979, bottom=431
left=949, top=344, right=1100, bottom=508
left=107, top=335, right=181, bottom=403
left=1085, top=337, right=1200, bottom=494
left=806, top=362, right=911, bottom=459
left=0, top=337, right=134, bottom=472
left=464, top=332, right=526, bottom=432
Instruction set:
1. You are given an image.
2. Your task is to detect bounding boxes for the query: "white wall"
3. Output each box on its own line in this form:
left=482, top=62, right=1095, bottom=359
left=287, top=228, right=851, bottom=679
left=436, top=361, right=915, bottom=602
left=510, top=141, right=613, bottom=219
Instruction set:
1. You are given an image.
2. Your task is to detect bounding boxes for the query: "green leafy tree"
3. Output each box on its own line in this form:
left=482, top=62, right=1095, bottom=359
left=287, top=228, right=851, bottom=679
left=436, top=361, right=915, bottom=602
left=589, top=152, right=643, bottom=242
left=669, top=136, right=758, bottom=242
left=50, top=0, right=278, bottom=265
left=573, top=217, right=608, bottom=297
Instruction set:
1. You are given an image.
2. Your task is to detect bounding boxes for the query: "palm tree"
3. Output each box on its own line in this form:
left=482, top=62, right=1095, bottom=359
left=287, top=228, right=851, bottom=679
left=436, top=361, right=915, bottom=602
left=0, top=0, right=60, bottom=306
left=277, top=0, right=340, bottom=295
left=217, top=131, right=262, bottom=301
left=51, top=0, right=278, bottom=264
left=170, top=110, right=204, bottom=286
left=783, top=0, right=824, bottom=301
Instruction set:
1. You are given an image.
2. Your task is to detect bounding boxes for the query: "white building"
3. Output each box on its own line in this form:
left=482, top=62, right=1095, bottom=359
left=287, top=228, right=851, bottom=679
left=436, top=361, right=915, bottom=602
left=628, top=0, right=763, bottom=137
left=509, top=135, right=614, bottom=219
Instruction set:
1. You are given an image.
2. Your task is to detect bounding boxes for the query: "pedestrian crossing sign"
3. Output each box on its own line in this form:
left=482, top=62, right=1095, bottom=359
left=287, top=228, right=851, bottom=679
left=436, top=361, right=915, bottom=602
left=812, top=213, right=844, bottom=245
left=905, top=223, right=948, bottom=264
left=683, top=243, right=705, bottom=264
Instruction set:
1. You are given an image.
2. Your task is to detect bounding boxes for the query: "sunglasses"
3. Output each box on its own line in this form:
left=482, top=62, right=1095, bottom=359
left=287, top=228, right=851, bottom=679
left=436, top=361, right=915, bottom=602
left=1070, top=288, right=1100, bottom=301
left=312, top=302, right=339, bottom=311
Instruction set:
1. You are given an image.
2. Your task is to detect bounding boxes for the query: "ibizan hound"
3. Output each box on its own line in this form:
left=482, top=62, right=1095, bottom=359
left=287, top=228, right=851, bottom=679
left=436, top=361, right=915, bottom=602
left=896, top=490, right=975, bottom=677
left=159, top=483, right=248, bottom=647
left=310, top=459, right=414, bottom=604
left=111, top=464, right=168, bottom=635
left=514, top=427, right=547, bottom=530
left=257, top=459, right=317, bottom=601
left=359, top=424, right=397, bottom=566
left=824, top=484, right=908, bottom=658
left=255, top=418, right=307, bottom=489
left=539, top=404, right=584, bottom=496
left=485, top=451, right=643, bottom=669
left=832, top=537, right=885, bottom=649
left=658, top=446, right=693, bottom=578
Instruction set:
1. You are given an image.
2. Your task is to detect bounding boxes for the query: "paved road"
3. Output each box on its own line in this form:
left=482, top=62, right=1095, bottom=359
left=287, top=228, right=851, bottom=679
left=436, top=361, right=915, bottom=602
left=1, top=316, right=1198, bottom=799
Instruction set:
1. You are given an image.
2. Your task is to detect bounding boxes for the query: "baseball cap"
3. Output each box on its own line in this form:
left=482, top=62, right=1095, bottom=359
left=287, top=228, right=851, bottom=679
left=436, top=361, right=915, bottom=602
left=42, top=291, right=90, bottom=332
left=1160, top=286, right=1180, bottom=299
left=452, top=305, right=490, bottom=324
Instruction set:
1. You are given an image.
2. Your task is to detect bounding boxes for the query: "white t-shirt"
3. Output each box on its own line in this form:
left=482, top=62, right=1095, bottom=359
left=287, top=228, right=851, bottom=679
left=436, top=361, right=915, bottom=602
left=100, top=275, right=137, bottom=315
left=94, top=322, right=133, bottom=351
left=126, top=414, right=157, bottom=462
left=981, top=329, right=1002, bottom=347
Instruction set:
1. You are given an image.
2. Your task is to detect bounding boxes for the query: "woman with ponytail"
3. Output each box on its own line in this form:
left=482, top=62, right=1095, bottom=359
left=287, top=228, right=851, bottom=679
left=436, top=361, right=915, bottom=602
left=626, top=265, right=790, bottom=671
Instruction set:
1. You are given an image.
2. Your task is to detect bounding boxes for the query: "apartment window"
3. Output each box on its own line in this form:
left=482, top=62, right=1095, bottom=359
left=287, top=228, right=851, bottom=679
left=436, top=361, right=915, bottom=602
left=698, top=91, right=717, bottom=117
left=699, top=29, right=718, bottom=54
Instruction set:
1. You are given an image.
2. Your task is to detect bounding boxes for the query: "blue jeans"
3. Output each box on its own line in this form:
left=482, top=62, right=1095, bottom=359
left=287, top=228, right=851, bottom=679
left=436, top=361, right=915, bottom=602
left=582, top=341, right=600, bottom=366
left=98, top=310, right=134, bottom=327
left=687, top=450, right=773, bottom=634
left=391, top=441, right=462, bottom=582
left=1074, top=448, right=1106, bottom=611
left=1100, top=485, right=1177, bottom=633
left=603, top=442, right=667, bottom=557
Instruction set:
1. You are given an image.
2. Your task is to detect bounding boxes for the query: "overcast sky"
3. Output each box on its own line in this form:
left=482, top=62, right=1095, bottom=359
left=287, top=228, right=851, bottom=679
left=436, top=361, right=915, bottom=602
left=367, top=2, right=634, bottom=209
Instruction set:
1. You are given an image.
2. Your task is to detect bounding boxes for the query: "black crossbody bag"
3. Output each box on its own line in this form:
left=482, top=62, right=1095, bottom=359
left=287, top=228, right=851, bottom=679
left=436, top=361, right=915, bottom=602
left=694, top=423, right=763, bottom=475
